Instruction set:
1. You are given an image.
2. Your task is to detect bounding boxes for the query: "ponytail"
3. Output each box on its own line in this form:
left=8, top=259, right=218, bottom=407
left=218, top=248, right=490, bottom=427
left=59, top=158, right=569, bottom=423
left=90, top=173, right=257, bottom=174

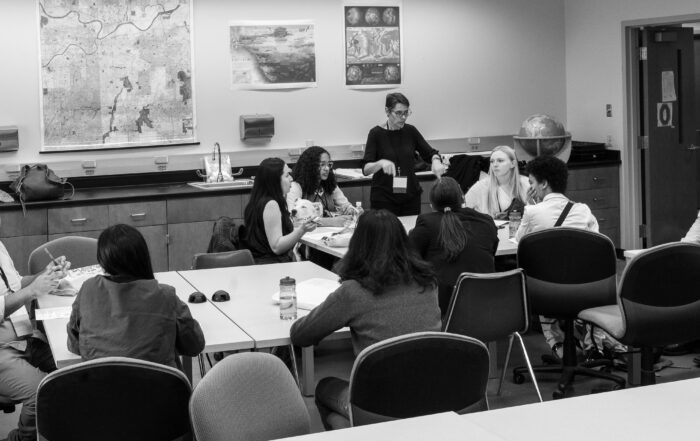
left=437, top=208, right=468, bottom=262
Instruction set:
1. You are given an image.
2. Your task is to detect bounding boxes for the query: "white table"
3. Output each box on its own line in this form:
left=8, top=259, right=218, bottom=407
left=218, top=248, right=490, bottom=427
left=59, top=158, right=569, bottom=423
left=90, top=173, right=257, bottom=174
left=177, top=261, right=349, bottom=396
left=464, top=378, right=700, bottom=440
left=279, top=412, right=505, bottom=441
left=38, top=271, right=254, bottom=380
left=300, top=215, right=516, bottom=258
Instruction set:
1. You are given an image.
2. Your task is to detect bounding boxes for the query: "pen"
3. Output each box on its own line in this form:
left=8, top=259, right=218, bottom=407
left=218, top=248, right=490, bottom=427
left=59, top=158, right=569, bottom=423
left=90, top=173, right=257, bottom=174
left=44, top=248, right=59, bottom=266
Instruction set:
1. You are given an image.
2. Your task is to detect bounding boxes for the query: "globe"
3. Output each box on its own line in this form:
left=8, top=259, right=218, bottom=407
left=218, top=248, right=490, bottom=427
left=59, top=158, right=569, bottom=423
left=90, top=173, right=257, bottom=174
left=513, top=114, right=572, bottom=163
left=365, top=8, right=381, bottom=25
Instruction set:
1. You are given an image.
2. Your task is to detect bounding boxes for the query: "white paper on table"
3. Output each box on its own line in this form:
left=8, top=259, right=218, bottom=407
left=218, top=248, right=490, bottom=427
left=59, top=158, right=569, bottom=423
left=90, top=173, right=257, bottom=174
left=303, top=228, right=344, bottom=242
left=36, top=306, right=73, bottom=321
left=494, top=220, right=508, bottom=228
left=333, top=168, right=366, bottom=179
left=52, top=264, right=104, bottom=296
left=10, top=306, right=33, bottom=337
left=271, top=278, right=341, bottom=310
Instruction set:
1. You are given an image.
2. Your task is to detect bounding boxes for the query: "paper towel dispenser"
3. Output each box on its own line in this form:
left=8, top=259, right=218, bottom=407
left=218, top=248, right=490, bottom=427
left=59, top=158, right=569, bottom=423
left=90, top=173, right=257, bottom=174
left=240, top=114, right=274, bottom=140
left=0, top=126, right=18, bottom=152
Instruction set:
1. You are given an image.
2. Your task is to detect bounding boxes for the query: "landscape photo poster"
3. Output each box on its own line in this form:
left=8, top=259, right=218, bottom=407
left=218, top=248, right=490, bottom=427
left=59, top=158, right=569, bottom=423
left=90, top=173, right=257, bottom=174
left=343, top=2, right=402, bottom=88
left=229, top=20, right=317, bottom=90
left=37, top=0, right=197, bottom=152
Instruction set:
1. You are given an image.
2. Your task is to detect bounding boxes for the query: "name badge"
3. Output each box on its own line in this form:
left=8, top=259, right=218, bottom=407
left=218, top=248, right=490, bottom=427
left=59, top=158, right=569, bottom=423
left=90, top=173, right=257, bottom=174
left=392, top=176, right=407, bottom=194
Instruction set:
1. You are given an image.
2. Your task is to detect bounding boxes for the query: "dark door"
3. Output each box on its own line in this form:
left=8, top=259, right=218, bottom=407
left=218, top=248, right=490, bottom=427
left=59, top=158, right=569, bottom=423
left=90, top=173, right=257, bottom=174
left=639, top=26, right=698, bottom=246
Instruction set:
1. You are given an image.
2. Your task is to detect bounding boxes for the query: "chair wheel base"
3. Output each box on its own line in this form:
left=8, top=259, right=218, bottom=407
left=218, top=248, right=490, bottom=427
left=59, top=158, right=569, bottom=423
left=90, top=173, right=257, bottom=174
left=513, top=373, right=526, bottom=384
left=552, top=384, right=573, bottom=400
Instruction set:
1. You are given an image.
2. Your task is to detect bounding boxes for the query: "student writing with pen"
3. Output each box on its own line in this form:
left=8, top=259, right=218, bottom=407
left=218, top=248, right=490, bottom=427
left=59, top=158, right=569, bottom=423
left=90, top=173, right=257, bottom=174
left=0, top=220, right=70, bottom=441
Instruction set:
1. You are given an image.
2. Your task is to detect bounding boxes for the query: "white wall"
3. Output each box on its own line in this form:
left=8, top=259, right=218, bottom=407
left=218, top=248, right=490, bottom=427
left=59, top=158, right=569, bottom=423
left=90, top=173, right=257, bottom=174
left=0, top=0, right=565, bottom=178
left=564, top=0, right=700, bottom=248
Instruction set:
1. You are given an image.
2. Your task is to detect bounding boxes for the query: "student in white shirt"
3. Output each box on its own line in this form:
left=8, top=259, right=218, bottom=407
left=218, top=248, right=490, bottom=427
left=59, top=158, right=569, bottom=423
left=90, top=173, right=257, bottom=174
left=0, top=230, right=69, bottom=441
left=514, top=155, right=599, bottom=359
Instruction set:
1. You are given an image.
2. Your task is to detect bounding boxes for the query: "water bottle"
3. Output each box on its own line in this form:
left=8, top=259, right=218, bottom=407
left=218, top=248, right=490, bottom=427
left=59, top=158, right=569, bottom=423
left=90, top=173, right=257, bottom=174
left=279, top=276, right=297, bottom=320
left=508, top=211, right=522, bottom=238
left=353, top=201, right=364, bottom=227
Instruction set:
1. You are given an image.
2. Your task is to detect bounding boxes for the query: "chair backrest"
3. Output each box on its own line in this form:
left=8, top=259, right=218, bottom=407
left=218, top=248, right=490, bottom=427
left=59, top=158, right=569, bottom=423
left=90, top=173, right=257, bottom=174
left=618, top=242, right=700, bottom=347
left=349, top=332, right=489, bottom=427
left=517, top=227, right=617, bottom=318
left=28, top=236, right=98, bottom=275
left=443, top=269, right=529, bottom=342
left=36, top=356, right=191, bottom=441
left=191, top=249, right=255, bottom=270
left=189, top=352, right=310, bottom=441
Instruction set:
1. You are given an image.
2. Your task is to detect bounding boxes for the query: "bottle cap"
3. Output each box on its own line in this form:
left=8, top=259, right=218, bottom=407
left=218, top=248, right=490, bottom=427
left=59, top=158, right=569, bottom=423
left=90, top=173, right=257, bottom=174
left=280, top=276, right=296, bottom=286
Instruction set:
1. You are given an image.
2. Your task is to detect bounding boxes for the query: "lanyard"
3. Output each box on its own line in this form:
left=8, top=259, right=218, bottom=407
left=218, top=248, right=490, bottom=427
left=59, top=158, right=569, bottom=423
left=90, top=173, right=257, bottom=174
left=0, top=266, right=15, bottom=293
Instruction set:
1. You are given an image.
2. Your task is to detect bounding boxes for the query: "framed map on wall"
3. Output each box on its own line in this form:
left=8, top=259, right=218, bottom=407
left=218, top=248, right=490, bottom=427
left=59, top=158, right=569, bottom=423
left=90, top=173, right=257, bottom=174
left=37, top=0, right=196, bottom=152
left=344, top=2, right=402, bottom=88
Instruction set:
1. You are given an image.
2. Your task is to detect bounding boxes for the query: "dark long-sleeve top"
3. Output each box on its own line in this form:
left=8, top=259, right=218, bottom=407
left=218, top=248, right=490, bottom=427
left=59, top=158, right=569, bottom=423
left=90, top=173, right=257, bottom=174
left=408, top=207, right=498, bottom=315
left=67, top=275, right=205, bottom=368
left=290, top=279, right=441, bottom=355
left=362, top=123, right=439, bottom=204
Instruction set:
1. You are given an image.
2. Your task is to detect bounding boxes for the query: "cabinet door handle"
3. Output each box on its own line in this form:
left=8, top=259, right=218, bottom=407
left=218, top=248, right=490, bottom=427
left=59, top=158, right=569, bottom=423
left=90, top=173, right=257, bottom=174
left=598, top=217, right=607, bottom=223
left=130, top=212, right=147, bottom=219
left=71, top=218, right=88, bottom=224
left=592, top=198, right=606, bottom=203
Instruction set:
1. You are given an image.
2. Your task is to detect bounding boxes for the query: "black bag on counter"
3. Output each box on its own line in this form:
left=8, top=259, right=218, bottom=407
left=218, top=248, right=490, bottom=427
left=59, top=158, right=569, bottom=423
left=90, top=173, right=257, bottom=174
left=9, top=164, right=74, bottom=214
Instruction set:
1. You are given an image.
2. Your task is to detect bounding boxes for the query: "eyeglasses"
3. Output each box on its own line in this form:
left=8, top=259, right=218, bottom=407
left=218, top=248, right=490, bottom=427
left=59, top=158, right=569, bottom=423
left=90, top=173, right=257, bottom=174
left=319, top=161, right=334, bottom=169
left=391, top=109, right=412, bottom=118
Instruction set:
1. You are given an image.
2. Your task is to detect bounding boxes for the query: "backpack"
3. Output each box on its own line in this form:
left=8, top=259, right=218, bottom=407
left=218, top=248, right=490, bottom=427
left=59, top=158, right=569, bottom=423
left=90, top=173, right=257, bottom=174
left=207, top=216, right=241, bottom=253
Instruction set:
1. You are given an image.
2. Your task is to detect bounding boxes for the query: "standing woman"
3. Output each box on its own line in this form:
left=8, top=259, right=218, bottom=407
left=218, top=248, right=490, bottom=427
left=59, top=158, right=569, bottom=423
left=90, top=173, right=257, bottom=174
left=243, top=157, right=317, bottom=264
left=290, top=209, right=441, bottom=430
left=362, top=93, right=446, bottom=216
left=287, top=146, right=355, bottom=227
left=464, top=145, right=530, bottom=219
left=409, top=177, right=498, bottom=316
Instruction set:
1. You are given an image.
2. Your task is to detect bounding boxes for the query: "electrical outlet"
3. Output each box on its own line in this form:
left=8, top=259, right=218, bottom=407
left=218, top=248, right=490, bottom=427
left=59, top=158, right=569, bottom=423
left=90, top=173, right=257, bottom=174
left=288, top=148, right=303, bottom=158
left=305, top=139, right=314, bottom=148
left=82, top=160, right=96, bottom=176
left=606, top=104, right=612, bottom=117
left=606, top=135, right=613, bottom=147
left=155, top=156, right=168, bottom=172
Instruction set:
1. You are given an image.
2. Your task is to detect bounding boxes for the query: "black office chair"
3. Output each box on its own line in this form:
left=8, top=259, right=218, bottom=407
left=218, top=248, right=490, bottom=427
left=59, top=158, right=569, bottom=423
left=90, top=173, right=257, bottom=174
left=512, top=228, right=625, bottom=398
left=347, top=332, right=490, bottom=426
left=579, top=242, right=700, bottom=385
left=443, top=269, right=542, bottom=402
left=191, top=249, right=254, bottom=269
left=36, top=357, right=191, bottom=441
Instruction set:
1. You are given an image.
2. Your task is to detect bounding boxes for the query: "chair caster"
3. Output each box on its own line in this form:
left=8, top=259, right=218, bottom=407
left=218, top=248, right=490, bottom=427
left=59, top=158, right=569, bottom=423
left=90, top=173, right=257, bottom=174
left=213, top=352, right=224, bottom=361
left=552, top=383, right=572, bottom=400
left=513, top=373, right=526, bottom=384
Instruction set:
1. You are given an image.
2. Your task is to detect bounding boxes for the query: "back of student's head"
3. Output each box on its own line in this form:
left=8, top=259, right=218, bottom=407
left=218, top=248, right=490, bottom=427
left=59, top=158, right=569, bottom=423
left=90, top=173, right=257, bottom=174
left=526, top=155, right=568, bottom=194
left=336, top=209, right=436, bottom=293
left=430, top=177, right=468, bottom=262
left=97, top=224, right=154, bottom=280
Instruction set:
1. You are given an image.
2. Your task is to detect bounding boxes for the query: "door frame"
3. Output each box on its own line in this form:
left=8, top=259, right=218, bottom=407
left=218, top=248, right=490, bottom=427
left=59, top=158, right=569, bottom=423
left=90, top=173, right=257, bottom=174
left=622, top=13, right=700, bottom=249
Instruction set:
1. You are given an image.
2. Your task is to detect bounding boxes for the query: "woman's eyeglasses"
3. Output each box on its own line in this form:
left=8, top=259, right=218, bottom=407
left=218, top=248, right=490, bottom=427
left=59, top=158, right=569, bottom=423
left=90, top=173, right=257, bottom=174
left=391, top=109, right=412, bottom=118
left=319, top=161, right=334, bottom=169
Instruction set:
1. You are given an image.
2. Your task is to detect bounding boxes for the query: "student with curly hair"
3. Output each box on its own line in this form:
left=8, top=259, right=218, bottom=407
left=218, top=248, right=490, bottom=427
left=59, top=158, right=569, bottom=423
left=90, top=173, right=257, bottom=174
left=287, top=146, right=355, bottom=227
left=409, top=177, right=498, bottom=315
left=290, top=209, right=441, bottom=430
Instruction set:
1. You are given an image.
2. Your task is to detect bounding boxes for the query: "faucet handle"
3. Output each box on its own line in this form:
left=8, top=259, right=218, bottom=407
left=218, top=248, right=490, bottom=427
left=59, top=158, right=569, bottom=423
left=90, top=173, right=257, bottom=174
left=232, top=168, right=244, bottom=177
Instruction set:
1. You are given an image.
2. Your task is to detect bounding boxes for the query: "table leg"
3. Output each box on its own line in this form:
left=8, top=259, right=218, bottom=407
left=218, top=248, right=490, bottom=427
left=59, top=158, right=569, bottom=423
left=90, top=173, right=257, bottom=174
left=488, top=341, right=498, bottom=379
left=301, top=346, right=315, bottom=396
left=627, top=348, right=641, bottom=386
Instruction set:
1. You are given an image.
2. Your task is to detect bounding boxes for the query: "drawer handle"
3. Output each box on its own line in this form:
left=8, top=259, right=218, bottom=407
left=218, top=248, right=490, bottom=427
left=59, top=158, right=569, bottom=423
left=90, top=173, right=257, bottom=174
left=71, top=218, right=88, bottom=224
left=593, top=198, right=605, bottom=203
left=598, top=218, right=607, bottom=222
left=592, top=177, right=604, bottom=182
left=130, top=212, right=147, bottom=219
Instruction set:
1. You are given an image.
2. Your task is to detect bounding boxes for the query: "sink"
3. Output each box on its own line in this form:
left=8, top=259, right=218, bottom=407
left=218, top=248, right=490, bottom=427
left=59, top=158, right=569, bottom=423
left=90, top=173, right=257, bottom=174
left=188, top=179, right=254, bottom=190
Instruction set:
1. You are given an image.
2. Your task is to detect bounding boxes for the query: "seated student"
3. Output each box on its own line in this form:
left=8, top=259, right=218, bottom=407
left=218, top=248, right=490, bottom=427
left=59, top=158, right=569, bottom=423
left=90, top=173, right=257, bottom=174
left=464, top=146, right=530, bottom=219
left=287, top=146, right=356, bottom=227
left=682, top=210, right=700, bottom=244
left=408, top=177, right=498, bottom=316
left=514, top=155, right=599, bottom=359
left=290, top=209, right=441, bottom=430
left=67, top=224, right=205, bottom=369
left=243, top=157, right=318, bottom=264
left=0, top=233, right=69, bottom=441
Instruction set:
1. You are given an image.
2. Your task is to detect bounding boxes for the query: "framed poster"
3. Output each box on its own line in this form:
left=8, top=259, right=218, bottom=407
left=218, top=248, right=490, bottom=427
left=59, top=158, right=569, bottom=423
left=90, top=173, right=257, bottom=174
left=344, top=2, right=402, bottom=88
left=37, top=0, right=197, bottom=152
left=230, top=20, right=317, bottom=90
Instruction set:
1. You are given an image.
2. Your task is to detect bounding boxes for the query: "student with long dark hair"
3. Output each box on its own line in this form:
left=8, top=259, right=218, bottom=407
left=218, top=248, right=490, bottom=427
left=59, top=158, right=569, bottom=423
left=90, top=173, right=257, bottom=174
left=290, top=209, right=441, bottom=430
left=287, top=146, right=355, bottom=227
left=243, top=157, right=317, bottom=264
left=67, top=224, right=204, bottom=368
left=409, top=177, right=498, bottom=315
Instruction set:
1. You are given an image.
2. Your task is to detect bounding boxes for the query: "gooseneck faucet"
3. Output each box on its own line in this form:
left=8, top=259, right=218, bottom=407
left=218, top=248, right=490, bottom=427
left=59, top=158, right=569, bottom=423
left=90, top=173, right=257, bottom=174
left=214, top=142, right=223, bottom=182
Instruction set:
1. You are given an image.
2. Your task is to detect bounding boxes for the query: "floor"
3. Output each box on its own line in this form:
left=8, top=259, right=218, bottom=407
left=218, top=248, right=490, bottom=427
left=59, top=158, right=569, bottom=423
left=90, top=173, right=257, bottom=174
left=3, top=259, right=699, bottom=437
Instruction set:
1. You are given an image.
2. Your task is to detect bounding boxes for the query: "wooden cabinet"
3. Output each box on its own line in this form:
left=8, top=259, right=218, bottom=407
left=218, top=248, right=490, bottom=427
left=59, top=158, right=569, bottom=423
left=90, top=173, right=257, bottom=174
left=167, top=195, right=244, bottom=270
left=0, top=209, right=48, bottom=275
left=567, top=164, right=620, bottom=246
